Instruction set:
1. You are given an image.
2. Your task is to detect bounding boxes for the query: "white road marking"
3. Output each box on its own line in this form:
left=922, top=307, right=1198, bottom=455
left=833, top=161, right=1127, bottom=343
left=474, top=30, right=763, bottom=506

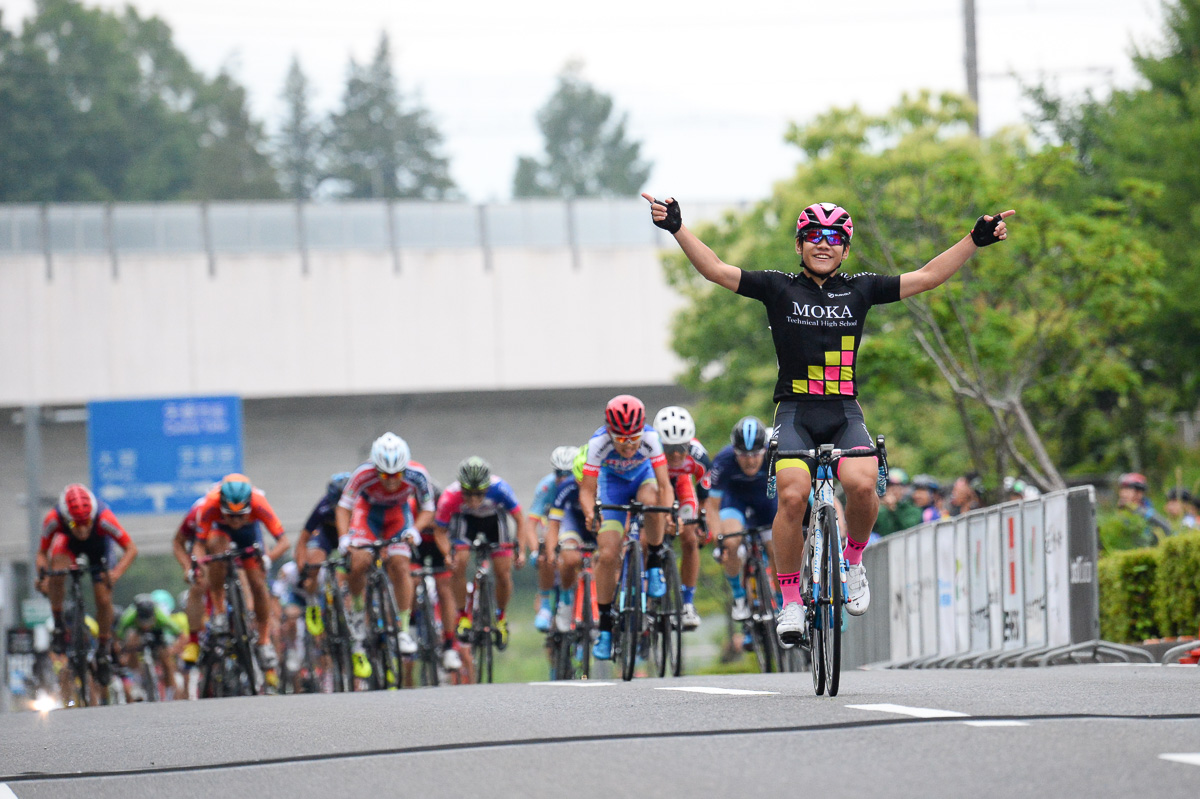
left=528, top=681, right=615, bottom=687
left=655, top=686, right=778, bottom=696
left=1160, top=753, right=1200, bottom=767
left=963, top=720, right=1029, bottom=727
left=0, top=783, right=20, bottom=799
left=846, top=703, right=969, bottom=719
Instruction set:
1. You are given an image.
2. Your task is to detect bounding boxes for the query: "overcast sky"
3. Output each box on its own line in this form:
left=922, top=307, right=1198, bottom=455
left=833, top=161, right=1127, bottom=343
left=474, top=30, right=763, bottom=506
left=7, top=0, right=1168, bottom=203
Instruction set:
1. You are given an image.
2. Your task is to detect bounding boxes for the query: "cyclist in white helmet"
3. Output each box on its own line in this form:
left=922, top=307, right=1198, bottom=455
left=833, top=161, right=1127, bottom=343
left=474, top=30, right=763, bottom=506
left=336, top=432, right=434, bottom=677
left=530, top=446, right=581, bottom=632
left=653, top=406, right=711, bottom=630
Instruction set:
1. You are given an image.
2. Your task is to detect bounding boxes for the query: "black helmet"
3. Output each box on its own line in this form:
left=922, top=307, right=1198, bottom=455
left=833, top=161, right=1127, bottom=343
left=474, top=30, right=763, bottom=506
left=326, top=471, right=352, bottom=499
left=134, top=594, right=157, bottom=622
left=731, top=416, right=769, bottom=453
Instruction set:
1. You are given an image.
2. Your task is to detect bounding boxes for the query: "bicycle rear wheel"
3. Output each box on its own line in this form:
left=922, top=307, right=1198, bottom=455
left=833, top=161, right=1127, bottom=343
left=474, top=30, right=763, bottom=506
left=379, top=578, right=404, bottom=690
left=823, top=507, right=843, bottom=697
left=415, top=588, right=440, bottom=687
left=617, top=548, right=643, bottom=682
left=328, top=586, right=354, bottom=692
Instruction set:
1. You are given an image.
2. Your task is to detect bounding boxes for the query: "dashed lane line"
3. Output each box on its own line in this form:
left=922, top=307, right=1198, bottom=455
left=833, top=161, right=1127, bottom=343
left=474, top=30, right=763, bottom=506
left=963, top=721, right=1030, bottom=727
left=654, top=687, right=778, bottom=696
left=1160, top=753, right=1200, bottom=767
left=845, top=703, right=969, bottom=719
left=1, top=783, right=20, bottom=799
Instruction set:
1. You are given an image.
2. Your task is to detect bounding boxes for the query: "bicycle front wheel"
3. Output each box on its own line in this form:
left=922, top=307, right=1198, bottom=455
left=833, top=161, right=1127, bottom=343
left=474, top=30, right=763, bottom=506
left=662, top=548, right=684, bottom=677
left=227, top=582, right=259, bottom=696
left=823, top=506, right=843, bottom=697
left=747, top=557, right=777, bottom=674
left=415, top=588, right=440, bottom=688
left=578, top=571, right=594, bottom=680
left=617, top=548, right=643, bottom=682
left=473, top=574, right=495, bottom=684
left=807, top=535, right=826, bottom=696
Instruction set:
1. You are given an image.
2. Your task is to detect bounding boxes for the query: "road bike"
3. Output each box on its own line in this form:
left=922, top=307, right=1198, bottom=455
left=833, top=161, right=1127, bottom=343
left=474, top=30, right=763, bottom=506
left=40, top=556, right=114, bottom=707
left=133, top=629, right=172, bottom=701
left=594, top=499, right=678, bottom=682
left=461, top=534, right=506, bottom=684
left=193, top=544, right=263, bottom=698
left=546, top=541, right=599, bottom=680
left=303, top=553, right=355, bottom=692
left=717, top=523, right=786, bottom=674
left=770, top=436, right=886, bottom=697
left=647, top=523, right=684, bottom=678
left=350, top=535, right=408, bottom=691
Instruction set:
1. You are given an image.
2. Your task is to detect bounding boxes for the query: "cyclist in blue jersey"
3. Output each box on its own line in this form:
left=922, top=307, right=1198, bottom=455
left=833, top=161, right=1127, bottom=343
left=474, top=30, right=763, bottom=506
left=544, top=446, right=595, bottom=633
left=532, top=446, right=581, bottom=632
left=706, top=417, right=776, bottom=624
left=295, top=472, right=352, bottom=595
left=579, top=394, right=674, bottom=661
left=644, top=193, right=1013, bottom=645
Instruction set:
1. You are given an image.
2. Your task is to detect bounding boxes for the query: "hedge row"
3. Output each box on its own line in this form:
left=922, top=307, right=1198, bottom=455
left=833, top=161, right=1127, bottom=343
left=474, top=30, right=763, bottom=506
left=1098, top=530, right=1200, bottom=643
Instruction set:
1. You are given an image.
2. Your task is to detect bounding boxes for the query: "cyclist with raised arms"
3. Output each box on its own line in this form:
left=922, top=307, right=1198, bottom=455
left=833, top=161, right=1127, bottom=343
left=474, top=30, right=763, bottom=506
left=338, top=433, right=432, bottom=674
left=653, top=405, right=711, bottom=630
left=439, top=456, right=526, bottom=652
left=532, top=446, right=581, bottom=632
left=643, top=193, right=1013, bottom=645
left=579, top=394, right=675, bottom=660
left=36, top=484, right=139, bottom=688
left=707, top=416, right=776, bottom=625
left=195, top=473, right=291, bottom=677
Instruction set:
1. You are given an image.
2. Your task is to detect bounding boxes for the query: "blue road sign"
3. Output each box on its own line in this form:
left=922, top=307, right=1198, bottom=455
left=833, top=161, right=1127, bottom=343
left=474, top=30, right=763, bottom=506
left=87, top=396, right=243, bottom=515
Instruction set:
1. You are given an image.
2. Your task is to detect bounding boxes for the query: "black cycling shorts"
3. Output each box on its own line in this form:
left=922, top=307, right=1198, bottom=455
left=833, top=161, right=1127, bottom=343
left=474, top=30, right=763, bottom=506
left=773, top=398, right=874, bottom=474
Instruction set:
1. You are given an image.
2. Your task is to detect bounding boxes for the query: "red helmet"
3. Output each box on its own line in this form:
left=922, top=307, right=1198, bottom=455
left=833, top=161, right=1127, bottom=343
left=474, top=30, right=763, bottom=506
left=796, top=202, right=854, bottom=242
left=1118, top=472, right=1148, bottom=491
left=605, top=394, right=646, bottom=437
left=58, top=484, right=98, bottom=530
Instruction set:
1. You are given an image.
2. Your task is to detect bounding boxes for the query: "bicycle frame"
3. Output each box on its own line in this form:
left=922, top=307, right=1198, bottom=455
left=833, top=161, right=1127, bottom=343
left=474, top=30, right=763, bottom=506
left=349, top=535, right=407, bottom=691
left=193, top=544, right=263, bottom=697
left=41, top=556, right=108, bottom=708
left=464, top=534, right=505, bottom=684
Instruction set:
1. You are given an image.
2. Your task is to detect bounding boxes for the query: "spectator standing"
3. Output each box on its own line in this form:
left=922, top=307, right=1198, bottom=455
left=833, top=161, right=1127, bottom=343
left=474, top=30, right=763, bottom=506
left=1104, top=472, right=1173, bottom=550
left=873, top=467, right=922, bottom=539
left=1164, top=487, right=1198, bottom=532
left=950, top=472, right=984, bottom=516
left=912, top=474, right=941, bottom=523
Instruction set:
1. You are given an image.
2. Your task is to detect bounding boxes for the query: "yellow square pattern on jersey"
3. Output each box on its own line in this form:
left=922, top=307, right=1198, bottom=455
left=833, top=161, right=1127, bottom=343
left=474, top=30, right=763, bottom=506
left=792, top=336, right=857, bottom=396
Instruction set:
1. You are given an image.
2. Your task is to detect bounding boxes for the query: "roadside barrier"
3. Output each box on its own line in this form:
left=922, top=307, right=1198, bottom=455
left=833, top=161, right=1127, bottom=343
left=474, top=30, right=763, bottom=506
left=843, top=486, right=1153, bottom=668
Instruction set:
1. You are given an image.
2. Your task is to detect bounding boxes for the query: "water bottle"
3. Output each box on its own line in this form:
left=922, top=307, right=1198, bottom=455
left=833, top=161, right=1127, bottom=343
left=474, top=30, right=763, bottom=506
left=876, top=462, right=888, bottom=498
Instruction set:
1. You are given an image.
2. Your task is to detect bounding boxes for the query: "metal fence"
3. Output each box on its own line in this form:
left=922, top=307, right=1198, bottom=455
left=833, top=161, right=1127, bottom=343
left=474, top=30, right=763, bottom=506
left=0, top=198, right=749, bottom=268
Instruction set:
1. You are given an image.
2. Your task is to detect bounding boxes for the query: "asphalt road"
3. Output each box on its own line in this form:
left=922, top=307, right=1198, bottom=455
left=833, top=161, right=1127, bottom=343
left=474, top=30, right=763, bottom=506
left=2, top=665, right=1198, bottom=798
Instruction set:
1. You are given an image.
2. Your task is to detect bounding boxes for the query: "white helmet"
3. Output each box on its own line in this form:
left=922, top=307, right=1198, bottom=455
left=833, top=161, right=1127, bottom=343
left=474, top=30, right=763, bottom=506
left=550, top=445, right=580, bottom=473
left=370, top=432, right=410, bottom=474
left=653, top=406, right=696, bottom=446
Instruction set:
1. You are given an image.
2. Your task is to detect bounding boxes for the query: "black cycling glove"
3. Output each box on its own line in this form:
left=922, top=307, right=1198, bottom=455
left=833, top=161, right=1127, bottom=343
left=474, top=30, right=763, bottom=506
left=652, top=197, right=682, bottom=234
left=970, top=213, right=1004, bottom=247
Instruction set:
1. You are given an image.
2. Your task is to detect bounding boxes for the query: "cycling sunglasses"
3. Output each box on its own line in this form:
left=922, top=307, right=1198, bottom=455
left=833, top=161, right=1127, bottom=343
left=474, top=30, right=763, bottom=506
left=376, top=470, right=403, bottom=481
left=611, top=433, right=642, bottom=445
left=663, top=443, right=688, bottom=455
left=800, top=227, right=846, bottom=247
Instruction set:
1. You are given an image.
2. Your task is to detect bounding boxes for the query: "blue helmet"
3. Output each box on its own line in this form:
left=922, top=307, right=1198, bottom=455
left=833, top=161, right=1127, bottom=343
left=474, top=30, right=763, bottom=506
left=218, top=474, right=254, bottom=515
left=326, top=471, right=352, bottom=499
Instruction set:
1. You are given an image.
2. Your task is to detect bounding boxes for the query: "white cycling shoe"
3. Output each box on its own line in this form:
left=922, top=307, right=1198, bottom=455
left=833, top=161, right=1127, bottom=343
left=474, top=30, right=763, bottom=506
left=442, top=647, right=462, bottom=671
left=682, top=603, right=701, bottom=631
left=776, top=601, right=806, bottom=648
left=846, top=563, right=870, bottom=616
left=731, top=595, right=751, bottom=621
left=398, top=630, right=418, bottom=655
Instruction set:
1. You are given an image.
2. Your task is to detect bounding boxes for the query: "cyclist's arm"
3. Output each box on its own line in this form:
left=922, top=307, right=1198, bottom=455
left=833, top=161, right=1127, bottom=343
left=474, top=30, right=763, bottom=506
left=335, top=505, right=351, bottom=540
left=172, top=527, right=192, bottom=573
left=158, top=606, right=183, bottom=636
left=580, top=473, right=598, bottom=530
left=294, top=528, right=313, bottom=569
left=899, top=210, right=1015, bottom=299
left=642, top=193, right=741, bottom=291
left=110, top=537, right=138, bottom=583
left=652, top=460, right=675, bottom=507
left=411, top=509, right=434, bottom=540
left=115, top=605, right=136, bottom=638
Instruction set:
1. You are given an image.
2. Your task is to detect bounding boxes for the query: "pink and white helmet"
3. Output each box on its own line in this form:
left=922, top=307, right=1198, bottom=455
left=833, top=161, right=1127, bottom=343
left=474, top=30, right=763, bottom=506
left=795, top=202, right=854, bottom=242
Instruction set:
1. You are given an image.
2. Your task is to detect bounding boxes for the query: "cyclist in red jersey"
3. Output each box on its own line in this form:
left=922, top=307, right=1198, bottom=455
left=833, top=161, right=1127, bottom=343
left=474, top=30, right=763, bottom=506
left=36, top=484, right=139, bottom=686
left=653, top=405, right=711, bottom=630
left=644, top=193, right=1013, bottom=645
left=195, top=473, right=291, bottom=676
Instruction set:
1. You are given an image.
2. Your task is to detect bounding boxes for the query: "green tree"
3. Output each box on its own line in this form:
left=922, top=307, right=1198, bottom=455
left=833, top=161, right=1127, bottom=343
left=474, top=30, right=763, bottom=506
left=325, top=33, right=456, bottom=199
left=666, top=92, right=1163, bottom=491
left=189, top=71, right=281, bottom=200
left=0, top=0, right=278, bottom=201
left=1027, top=0, right=1200, bottom=434
left=513, top=61, right=651, bottom=198
left=275, top=57, right=322, bottom=200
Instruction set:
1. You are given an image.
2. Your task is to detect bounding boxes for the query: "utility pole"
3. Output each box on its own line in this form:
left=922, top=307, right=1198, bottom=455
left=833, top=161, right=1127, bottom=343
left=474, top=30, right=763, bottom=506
left=964, top=0, right=981, bottom=135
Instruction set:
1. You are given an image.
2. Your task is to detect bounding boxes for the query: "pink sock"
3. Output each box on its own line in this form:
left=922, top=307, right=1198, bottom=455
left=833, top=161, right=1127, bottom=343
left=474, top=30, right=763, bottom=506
left=778, top=571, right=804, bottom=606
left=843, top=536, right=868, bottom=566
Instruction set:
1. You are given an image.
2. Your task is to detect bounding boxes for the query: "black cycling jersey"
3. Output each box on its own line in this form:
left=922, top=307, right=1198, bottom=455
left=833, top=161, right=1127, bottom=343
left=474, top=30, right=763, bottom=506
left=736, top=268, right=901, bottom=402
